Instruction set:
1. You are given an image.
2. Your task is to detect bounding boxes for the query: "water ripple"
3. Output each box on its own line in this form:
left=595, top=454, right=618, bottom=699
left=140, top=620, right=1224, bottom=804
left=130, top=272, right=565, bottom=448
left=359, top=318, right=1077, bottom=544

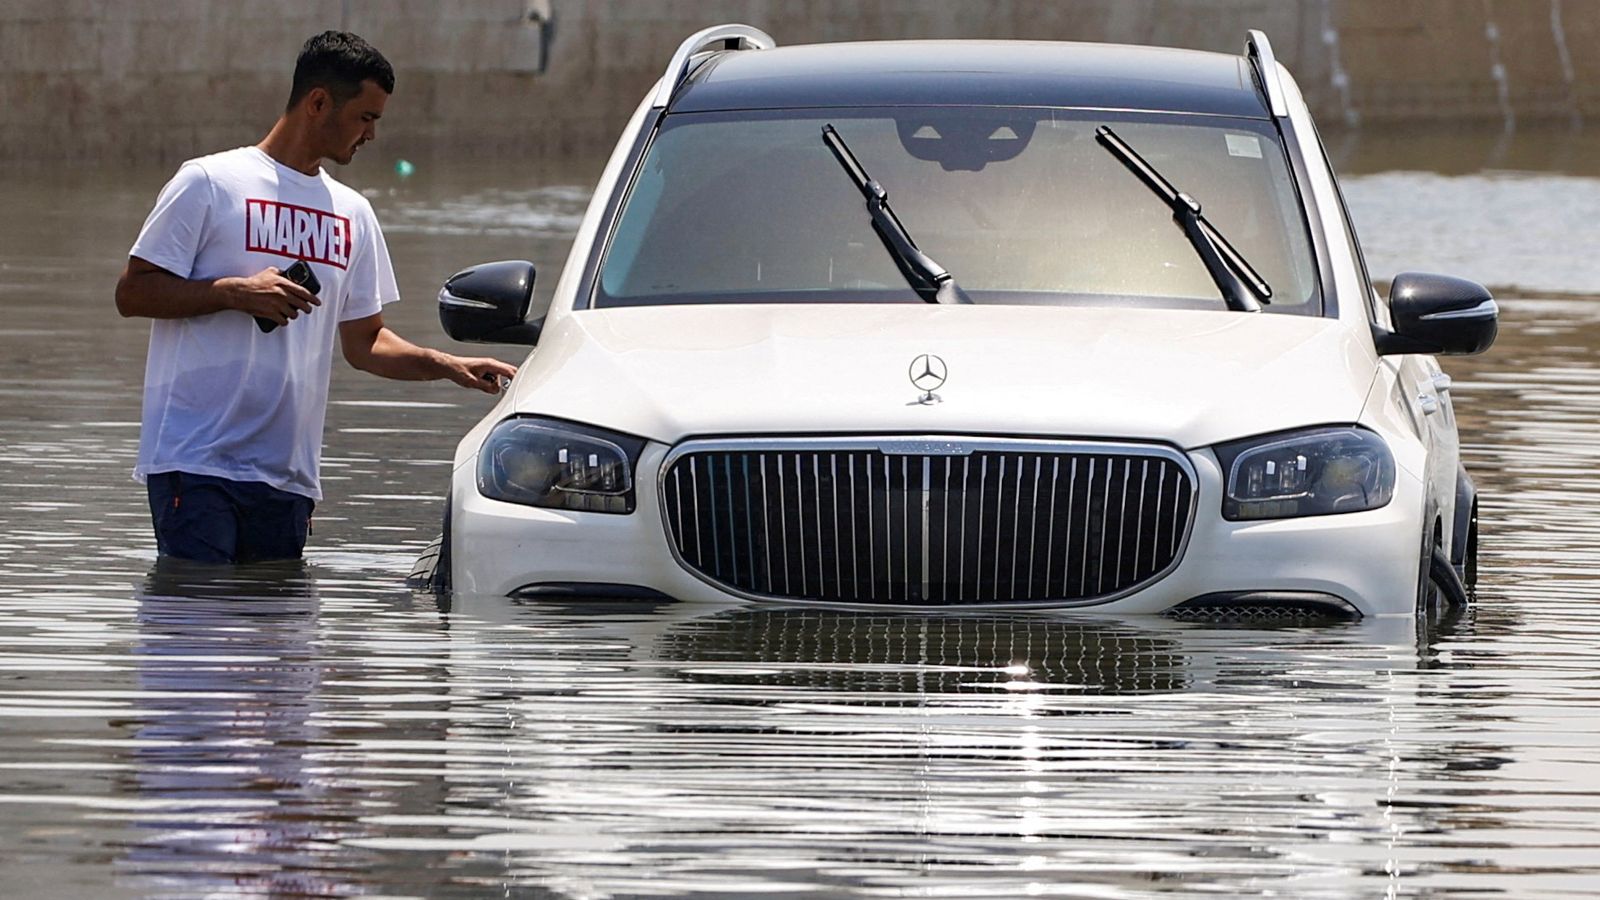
left=1, top=158, right=1599, bottom=898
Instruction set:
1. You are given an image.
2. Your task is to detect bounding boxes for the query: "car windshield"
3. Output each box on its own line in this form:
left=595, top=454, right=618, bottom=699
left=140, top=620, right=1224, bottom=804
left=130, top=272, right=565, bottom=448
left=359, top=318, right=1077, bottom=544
left=596, top=107, right=1320, bottom=313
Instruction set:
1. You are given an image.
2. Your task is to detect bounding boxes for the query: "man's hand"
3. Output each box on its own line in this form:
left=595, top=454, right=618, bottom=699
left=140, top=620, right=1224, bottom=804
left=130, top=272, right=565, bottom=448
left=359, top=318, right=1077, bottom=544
left=116, top=257, right=318, bottom=322
left=339, top=312, right=519, bottom=393
left=219, top=267, right=321, bottom=327
left=443, top=355, right=520, bottom=394
left=116, top=257, right=322, bottom=323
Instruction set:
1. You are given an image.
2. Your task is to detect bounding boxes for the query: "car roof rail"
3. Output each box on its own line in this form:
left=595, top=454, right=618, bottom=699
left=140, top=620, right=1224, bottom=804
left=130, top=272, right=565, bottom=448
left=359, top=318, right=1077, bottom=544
left=1244, top=30, right=1288, bottom=118
left=652, top=23, right=777, bottom=109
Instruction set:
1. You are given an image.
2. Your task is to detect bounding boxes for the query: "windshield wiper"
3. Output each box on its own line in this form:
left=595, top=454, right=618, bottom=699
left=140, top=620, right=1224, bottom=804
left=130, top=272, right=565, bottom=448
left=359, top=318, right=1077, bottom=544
left=1095, top=125, right=1272, bottom=312
left=821, top=124, right=973, bottom=305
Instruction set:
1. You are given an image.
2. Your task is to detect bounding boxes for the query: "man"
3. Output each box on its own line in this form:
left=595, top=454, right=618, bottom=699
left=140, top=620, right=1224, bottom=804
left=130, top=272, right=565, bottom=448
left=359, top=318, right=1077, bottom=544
left=114, top=31, right=517, bottom=564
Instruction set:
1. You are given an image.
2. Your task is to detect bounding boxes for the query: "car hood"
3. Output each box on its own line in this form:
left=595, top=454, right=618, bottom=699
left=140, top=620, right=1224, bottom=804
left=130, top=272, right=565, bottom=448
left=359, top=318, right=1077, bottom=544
left=511, top=304, right=1377, bottom=449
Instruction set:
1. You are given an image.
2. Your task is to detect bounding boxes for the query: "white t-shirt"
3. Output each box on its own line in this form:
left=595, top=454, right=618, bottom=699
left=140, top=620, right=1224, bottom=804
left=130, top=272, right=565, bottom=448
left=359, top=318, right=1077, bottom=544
left=129, top=146, right=399, bottom=500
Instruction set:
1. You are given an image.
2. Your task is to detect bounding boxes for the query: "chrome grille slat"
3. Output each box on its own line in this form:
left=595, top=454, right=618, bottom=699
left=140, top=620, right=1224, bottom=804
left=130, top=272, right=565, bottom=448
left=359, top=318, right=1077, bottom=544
left=920, top=458, right=932, bottom=602
left=902, top=456, right=912, bottom=602
left=934, top=458, right=947, bottom=598
left=672, top=467, right=686, bottom=565
left=1096, top=459, right=1113, bottom=596
left=830, top=454, right=841, bottom=597
left=705, top=455, right=720, bottom=578
left=1061, top=458, right=1077, bottom=599
left=690, top=458, right=703, bottom=568
left=1170, top=461, right=1187, bottom=558
left=953, top=458, right=966, bottom=598
left=759, top=455, right=773, bottom=593
left=1115, top=459, right=1131, bottom=588
left=1043, top=458, right=1060, bottom=597
left=977, top=456, right=989, bottom=600
left=883, top=456, right=893, bottom=601
left=663, top=440, right=1194, bottom=606
left=1158, top=461, right=1171, bottom=566
left=1132, top=459, right=1149, bottom=586
left=813, top=454, right=825, bottom=595
left=1007, top=455, right=1021, bottom=597
left=991, top=455, right=1005, bottom=601
left=1027, top=456, right=1042, bottom=599
left=776, top=454, right=790, bottom=595
left=848, top=455, right=860, bottom=598
left=740, top=455, right=754, bottom=590
left=866, top=455, right=876, bottom=600
left=793, top=453, right=807, bottom=598
left=721, top=455, right=736, bottom=583
left=1080, top=459, right=1094, bottom=598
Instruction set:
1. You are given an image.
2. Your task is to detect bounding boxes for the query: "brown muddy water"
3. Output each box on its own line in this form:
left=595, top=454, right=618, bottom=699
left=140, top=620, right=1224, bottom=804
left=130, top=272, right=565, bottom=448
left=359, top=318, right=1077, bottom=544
left=2, top=127, right=1599, bottom=897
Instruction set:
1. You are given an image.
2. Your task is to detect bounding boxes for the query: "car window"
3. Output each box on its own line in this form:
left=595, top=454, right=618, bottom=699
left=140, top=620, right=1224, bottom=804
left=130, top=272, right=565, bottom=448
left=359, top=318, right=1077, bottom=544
left=1315, top=130, right=1390, bottom=329
left=596, top=107, right=1321, bottom=313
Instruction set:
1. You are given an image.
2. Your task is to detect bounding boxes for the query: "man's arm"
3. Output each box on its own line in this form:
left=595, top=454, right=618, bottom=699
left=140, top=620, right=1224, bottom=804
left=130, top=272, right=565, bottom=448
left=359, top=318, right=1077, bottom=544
left=115, top=257, right=320, bottom=326
left=339, top=312, right=518, bottom=394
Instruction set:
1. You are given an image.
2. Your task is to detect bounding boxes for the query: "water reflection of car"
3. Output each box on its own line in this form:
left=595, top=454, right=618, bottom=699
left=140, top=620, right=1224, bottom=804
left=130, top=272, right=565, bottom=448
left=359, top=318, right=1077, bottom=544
left=412, top=26, right=1497, bottom=618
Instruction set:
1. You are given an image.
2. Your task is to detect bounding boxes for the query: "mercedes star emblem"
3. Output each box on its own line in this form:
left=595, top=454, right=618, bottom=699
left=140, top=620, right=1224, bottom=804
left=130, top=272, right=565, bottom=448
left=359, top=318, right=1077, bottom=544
left=909, top=354, right=947, bottom=404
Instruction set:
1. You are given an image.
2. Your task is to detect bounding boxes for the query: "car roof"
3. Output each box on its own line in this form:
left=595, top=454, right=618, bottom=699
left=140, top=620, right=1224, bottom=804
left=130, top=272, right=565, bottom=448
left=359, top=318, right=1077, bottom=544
left=672, top=40, right=1271, bottom=119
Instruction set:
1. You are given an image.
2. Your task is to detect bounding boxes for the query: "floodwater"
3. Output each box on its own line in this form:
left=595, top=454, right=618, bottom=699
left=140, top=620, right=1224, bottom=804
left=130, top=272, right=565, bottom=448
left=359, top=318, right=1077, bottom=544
left=2, top=126, right=1600, bottom=897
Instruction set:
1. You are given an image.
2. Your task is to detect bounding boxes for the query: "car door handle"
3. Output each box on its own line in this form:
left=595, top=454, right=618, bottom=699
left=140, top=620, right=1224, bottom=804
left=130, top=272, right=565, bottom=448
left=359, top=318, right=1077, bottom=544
left=1431, top=372, right=1453, bottom=393
left=1419, top=393, right=1440, bottom=415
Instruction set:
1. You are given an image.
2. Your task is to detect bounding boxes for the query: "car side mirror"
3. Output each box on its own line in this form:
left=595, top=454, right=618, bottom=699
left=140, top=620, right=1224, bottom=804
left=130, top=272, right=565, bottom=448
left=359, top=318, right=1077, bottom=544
left=438, top=260, right=542, bottom=345
left=1374, top=272, right=1497, bottom=356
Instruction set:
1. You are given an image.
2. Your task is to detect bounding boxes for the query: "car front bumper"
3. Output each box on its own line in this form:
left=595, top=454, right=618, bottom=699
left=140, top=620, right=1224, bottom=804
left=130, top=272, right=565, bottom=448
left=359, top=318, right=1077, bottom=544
left=449, top=442, right=1426, bottom=618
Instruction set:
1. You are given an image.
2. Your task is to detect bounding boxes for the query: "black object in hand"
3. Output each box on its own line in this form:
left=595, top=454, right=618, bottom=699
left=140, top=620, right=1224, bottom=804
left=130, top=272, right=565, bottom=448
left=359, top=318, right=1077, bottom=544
left=256, top=260, right=322, bottom=333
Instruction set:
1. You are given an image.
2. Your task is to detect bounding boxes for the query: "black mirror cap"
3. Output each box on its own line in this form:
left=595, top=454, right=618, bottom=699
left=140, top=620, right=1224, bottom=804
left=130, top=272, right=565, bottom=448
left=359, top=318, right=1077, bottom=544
left=1375, top=272, right=1498, bottom=356
left=439, top=260, right=541, bottom=345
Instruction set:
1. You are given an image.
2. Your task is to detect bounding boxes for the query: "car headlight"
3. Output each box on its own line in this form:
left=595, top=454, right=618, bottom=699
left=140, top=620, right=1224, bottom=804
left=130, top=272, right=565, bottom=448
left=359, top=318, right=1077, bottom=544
left=1213, top=426, right=1395, bottom=521
left=477, top=417, right=644, bottom=514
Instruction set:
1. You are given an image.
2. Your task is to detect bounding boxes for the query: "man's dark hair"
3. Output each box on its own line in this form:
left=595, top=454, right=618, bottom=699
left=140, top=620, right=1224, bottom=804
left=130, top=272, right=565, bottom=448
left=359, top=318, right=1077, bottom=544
left=286, top=31, right=394, bottom=111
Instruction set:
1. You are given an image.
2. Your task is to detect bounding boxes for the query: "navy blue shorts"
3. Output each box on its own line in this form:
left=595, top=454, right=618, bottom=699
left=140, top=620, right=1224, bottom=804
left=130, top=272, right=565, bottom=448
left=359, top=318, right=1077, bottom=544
left=146, top=471, right=315, bottom=564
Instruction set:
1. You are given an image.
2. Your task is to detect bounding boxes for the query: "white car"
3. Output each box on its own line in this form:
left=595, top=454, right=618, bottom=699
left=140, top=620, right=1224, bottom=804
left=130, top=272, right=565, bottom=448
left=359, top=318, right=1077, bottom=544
left=411, top=26, right=1497, bottom=619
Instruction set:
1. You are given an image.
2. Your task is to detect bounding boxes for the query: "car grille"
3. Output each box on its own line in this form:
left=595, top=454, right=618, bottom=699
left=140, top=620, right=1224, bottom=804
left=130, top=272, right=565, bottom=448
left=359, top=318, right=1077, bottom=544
left=660, top=438, right=1195, bottom=605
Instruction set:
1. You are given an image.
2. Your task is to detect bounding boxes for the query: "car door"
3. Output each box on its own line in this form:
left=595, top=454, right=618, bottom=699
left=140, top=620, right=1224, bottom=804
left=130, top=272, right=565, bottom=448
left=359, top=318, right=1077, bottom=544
left=1366, top=278, right=1456, bottom=553
left=1404, top=352, right=1460, bottom=544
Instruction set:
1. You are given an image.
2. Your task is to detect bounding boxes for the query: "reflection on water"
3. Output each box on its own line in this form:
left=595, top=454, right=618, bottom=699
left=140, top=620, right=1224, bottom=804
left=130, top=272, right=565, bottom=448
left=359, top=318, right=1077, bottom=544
left=26, top=586, right=1542, bottom=898
left=121, top=562, right=348, bottom=896
left=657, top=607, right=1197, bottom=694
left=3, top=133, right=1600, bottom=895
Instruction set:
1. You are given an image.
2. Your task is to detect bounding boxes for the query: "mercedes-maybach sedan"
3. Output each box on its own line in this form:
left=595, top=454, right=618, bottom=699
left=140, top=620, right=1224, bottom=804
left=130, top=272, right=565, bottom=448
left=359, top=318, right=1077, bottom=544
left=410, top=26, right=1497, bottom=618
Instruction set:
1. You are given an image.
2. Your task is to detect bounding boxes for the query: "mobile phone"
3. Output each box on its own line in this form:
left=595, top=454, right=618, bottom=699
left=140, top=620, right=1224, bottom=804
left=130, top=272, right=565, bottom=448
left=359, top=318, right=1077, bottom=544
left=255, top=260, right=322, bottom=333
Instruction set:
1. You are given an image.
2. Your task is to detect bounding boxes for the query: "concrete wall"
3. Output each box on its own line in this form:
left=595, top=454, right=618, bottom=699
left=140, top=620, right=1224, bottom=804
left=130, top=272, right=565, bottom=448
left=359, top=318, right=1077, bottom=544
left=0, top=0, right=1588, bottom=166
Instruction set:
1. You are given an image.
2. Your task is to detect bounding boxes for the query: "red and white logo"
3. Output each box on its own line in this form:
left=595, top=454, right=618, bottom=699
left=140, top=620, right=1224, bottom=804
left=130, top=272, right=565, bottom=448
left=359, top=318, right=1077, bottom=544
left=245, top=199, right=351, bottom=269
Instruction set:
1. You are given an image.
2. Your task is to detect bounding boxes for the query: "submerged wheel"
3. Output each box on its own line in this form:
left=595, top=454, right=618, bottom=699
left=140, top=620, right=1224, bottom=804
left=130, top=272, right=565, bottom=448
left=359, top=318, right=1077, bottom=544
left=1419, top=515, right=1471, bottom=616
left=433, top=510, right=453, bottom=593
left=405, top=495, right=453, bottom=593
left=407, top=534, right=445, bottom=588
left=1416, top=520, right=1443, bottom=617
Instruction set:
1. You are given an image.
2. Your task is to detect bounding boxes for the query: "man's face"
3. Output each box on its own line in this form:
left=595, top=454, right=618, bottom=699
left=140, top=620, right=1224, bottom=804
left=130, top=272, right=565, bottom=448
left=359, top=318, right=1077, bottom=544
left=312, top=79, right=388, bottom=166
